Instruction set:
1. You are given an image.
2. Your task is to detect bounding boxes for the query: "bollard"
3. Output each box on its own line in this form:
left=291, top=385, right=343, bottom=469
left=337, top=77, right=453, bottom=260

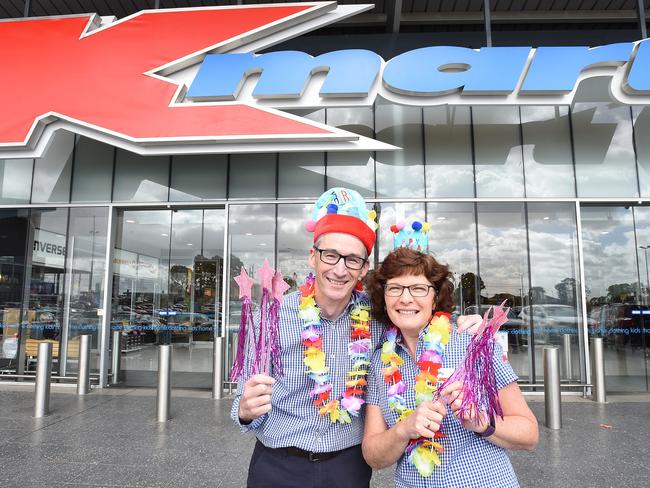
left=543, top=346, right=562, bottom=430
left=34, top=342, right=53, bottom=418
left=591, top=337, right=607, bottom=403
left=76, top=335, right=91, bottom=395
left=212, top=337, right=224, bottom=400
left=156, top=344, right=172, bottom=422
left=110, top=330, right=121, bottom=385
left=562, top=334, right=573, bottom=380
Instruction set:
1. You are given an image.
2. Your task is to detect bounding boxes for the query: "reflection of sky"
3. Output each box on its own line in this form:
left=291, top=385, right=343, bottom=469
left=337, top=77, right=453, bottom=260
left=31, top=131, right=75, bottom=203
left=572, top=78, right=638, bottom=198
left=581, top=207, right=638, bottom=297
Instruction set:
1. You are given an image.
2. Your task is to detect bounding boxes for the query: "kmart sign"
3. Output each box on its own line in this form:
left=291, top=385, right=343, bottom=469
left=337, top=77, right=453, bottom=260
left=185, top=41, right=650, bottom=108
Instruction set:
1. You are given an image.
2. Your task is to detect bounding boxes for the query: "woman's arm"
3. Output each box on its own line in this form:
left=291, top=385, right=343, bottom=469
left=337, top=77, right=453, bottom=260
left=362, top=401, right=446, bottom=470
left=445, top=381, right=539, bottom=451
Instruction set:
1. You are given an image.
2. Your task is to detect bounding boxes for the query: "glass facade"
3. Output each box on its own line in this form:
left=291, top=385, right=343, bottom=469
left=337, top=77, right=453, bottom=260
left=2, top=1, right=650, bottom=395
left=1, top=85, right=650, bottom=394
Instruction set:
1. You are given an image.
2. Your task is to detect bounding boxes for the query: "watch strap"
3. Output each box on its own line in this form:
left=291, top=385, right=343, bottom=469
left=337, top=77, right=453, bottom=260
left=477, top=414, right=496, bottom=437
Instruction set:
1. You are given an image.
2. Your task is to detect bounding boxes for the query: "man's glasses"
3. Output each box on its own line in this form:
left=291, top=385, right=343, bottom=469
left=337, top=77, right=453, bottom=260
left=313, top=247, right=367, bottom=270
left=383, top=283, right=435, bottom=297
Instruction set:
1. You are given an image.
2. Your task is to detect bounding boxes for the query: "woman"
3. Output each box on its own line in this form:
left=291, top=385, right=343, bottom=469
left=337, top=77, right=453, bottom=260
left=362, top=248, right=538, bottom=487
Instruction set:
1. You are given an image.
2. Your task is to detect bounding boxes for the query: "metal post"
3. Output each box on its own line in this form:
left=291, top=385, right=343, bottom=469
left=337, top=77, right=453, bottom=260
left=156, top=344, right=172, bottom=422
left=34, top=342, right=53, bottom=418
left=562, top=334, right=573, bottom=381
left=543, top=347, right=562, bottom=430
left=590, top=337, right=607, bottom=403
left=76, top=335, right=91, bottom=395
left=110, top=330, right=121, bottom=385
left=212, top=337, right=224, bottom=400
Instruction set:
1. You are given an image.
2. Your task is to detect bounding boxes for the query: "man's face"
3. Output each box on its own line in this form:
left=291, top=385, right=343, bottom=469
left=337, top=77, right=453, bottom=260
left=308, top=232, right=369, bottom=308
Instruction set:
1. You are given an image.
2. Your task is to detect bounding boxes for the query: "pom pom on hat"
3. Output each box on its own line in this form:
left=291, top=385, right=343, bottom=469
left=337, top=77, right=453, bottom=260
left=327, top=203, right=339, bottom=214
left=412, top=221, right=422, bottom=231
left=305, top=220, right=317, bottom=232
left=390, top=225, right=399, bottom=234
left=397, top=221, right=406, bottom=230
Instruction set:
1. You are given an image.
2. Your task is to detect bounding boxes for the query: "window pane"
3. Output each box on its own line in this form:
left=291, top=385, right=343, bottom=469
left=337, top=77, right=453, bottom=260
left=426, top=203, right=478, bottom=314
left=169, top=154, right=227, bottom=201
left=24, top=208, right=69, bottom=375
left=113, top=150, right=169, bottom=202
left=326, top=107, right=375, bottom=197
left=477, top=203, right=529, bottom=381
left=527, top=203, right=582, bottom=383
left=278, top=153, right=325, bottom=198
left=31, top=131, right=74, bottom=203
left=521, top=106, right=575, bottom=198
left=581, top=206, right=645, bottom=391
left=0, top=210, right=28, bottom=372
left=229, top=154, right=276, bottom=199
left=0, top=159, right=32, bottom=204
left=277, top=204, right=313, bottom=292
left=473, top=107, right=524, bottom=198
left=375, top=101, right=424, bottom=198
left=71, top=136, right=114, bottom=202
left=424, top=106, right=474, bottom=197
left=572, top=77, right=638, bottom=198
left=64, top=207, right=108, bottom=375
left=111, top=210, right=172, bottom=386
left=632, top=106, right=650, bottom=197
left=228, top=204, right=276, bottom=328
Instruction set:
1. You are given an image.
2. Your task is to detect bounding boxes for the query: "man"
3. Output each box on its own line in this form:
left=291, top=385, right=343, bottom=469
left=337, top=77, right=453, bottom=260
left=231, top=187, right=480, bottom=488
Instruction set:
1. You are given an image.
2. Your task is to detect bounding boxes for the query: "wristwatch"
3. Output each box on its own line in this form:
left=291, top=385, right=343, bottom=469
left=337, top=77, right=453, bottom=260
left=477, top=415, right=496, bottom=437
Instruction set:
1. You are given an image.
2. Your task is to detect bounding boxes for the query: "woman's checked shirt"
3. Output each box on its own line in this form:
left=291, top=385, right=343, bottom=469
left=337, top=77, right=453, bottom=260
left=366, top=324, right=520, bottom=488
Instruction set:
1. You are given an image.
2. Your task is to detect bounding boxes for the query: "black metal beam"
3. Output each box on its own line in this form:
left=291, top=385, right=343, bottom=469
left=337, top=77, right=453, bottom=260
left=387, top=0, right=403, bottom=33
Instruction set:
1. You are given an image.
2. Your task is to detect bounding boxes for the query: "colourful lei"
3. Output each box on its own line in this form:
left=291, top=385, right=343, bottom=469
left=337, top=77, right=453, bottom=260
left=381, top=311, right=452, bottom=477
left=299, top=274, right=372, bottom=423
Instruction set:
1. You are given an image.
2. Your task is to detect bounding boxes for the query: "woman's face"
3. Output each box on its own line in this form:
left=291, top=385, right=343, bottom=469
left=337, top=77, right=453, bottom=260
left=384, top=273, right=436, bottom=335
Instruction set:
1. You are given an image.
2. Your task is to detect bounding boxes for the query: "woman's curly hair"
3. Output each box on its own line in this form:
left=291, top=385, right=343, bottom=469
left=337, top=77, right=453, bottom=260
left=364, top=248, right=454, bottom=326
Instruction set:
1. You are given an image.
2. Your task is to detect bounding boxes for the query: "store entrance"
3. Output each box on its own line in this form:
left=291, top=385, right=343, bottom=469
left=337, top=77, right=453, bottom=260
left=111, top=208, right=225, bottom=388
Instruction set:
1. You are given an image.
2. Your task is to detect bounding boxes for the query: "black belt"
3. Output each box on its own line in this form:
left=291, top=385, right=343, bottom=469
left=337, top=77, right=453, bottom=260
left=257, top=440, right=355, bottom=462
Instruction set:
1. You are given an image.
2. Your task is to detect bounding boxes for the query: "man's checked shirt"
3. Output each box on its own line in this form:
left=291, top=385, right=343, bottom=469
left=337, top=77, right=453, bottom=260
left=230, top=289, right=384, bottom=453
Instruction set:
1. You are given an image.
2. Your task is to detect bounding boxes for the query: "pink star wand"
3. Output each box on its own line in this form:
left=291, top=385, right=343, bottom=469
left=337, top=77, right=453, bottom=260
left=230, top=260, right=289, bottom=381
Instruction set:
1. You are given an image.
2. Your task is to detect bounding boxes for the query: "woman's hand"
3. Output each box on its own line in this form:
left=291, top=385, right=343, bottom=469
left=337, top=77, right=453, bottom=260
left=396, top=400, right=447, bottom=441
left=441, top=381, right=491, bottom=434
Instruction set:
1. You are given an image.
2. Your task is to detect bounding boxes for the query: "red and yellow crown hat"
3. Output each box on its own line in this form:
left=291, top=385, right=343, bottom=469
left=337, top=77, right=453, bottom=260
left=304, top=187, right=377, bottom=254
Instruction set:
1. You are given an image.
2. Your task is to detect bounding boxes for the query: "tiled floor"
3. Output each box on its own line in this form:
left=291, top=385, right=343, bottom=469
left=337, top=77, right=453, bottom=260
left=0, top=385, right=648, bottom=487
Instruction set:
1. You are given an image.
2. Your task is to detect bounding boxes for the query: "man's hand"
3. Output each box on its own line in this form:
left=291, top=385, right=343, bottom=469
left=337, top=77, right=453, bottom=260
left=457, top=314, right=483, bottom=335
left=238, top=374, right=275, bottom=423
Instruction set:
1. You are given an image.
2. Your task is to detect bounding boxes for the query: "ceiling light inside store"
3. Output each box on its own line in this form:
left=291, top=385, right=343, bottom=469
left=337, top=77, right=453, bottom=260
left=125, top=219, right=135, bottom=223
left=161, top=233, right=168, bottom=237
left=601, top=231, right=609, bottom=235
left=186, top=243, right=193, bottom=246
left=245, top=233, right=253, bottom=236
left=543, top=217, right=550, bottom=220
left=436, top=217, right=446, bottom=221
left=259, top=243, right=267, bottom=246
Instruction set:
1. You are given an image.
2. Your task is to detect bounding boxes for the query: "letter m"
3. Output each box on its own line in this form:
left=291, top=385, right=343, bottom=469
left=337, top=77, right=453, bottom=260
left=186, top=50, right=381, bottom=100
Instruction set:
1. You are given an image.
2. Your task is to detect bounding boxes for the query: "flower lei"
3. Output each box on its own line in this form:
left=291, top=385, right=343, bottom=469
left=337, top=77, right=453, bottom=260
left=381, top=311, right=452, bottom=477
left=299, top=274, right=372, bottom=423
